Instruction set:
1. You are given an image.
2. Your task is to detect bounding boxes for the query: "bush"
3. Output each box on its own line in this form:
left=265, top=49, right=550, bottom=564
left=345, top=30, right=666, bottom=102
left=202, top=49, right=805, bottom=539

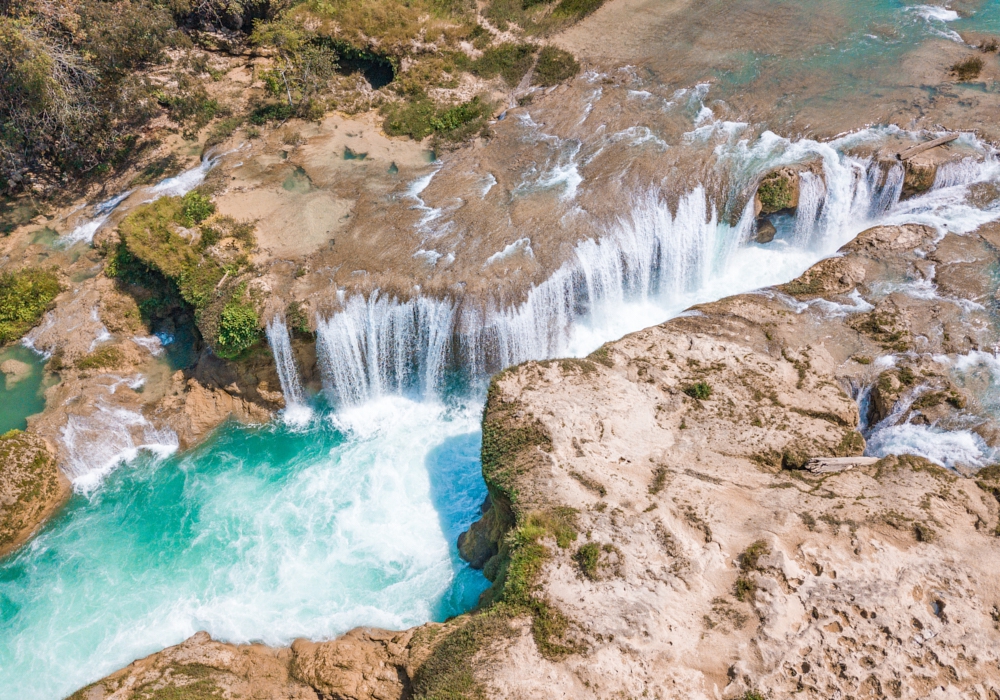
left=179, top=191, right=215, bottom=227
left=952, top=56, right=984, bottom=81
left=0, top=268, right=60, bottom=345
left=532, top=46, right=579, bottom=86
left=215, top=292, right=260, bottom=359
left=551, top=0, right=605, bottom=19
left=683, top=382, right=712, bottom=400
left=473, top=43, right=537, bottom=87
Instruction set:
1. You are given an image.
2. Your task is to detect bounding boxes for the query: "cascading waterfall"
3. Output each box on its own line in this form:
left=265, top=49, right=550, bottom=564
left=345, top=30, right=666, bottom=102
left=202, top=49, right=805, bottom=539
left=309, top=142, right=921, bottom=407
left=265, top=316, right=313, bottom=425
left=314, top=293, right=457, bottom=406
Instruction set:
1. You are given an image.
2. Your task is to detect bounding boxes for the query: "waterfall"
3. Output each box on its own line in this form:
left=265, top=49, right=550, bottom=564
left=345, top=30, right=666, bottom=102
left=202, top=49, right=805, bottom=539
left=315, top=293, right=457, bottom=406
left=310, top=135, right=999, bottom=409
left=265, top=317, right=312, bottom=424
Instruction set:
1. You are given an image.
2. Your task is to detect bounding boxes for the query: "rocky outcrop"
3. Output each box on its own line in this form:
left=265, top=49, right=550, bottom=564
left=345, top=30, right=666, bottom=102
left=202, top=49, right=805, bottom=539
left=0, top=430, right=70, bottom=559
left=755, top=167, right=802, bottom=215
left=72, top=220, right=1000, bottom=699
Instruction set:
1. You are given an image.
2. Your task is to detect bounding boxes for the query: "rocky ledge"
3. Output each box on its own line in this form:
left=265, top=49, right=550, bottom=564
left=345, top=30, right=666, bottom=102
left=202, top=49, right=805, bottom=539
left=69, top=222, right=1000, bottom=699
left=0, top=430, right=69, bottom=560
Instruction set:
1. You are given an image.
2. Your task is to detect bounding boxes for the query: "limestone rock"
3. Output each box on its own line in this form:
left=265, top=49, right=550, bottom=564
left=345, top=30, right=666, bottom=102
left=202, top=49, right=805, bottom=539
left=0, top=358, right=31, bottom=387
left=0, top=431, right=69, bottom=559
left=754, top=218, right=776, bottom=244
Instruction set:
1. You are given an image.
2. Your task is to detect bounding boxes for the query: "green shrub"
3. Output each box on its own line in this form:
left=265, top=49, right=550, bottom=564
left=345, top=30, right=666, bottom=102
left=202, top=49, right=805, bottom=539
left=757, top=173, right=796, bottom=213
left=249, top=101, right=296, bottom=125
left=683, top=382, right=712, bottom=400
left=382, top=95, right=493, bottom=141
left=215, top=292, right=260, bottom=359
left=551, top=0, right=605, bottom=19
left=575, top=542, right=601, bottom=580
left=532, top=46, right=580, bottom=86
left=178, top=191, right=216, bottom=227
left=473, top=43, right=537, bottom=87
left=0, top=268, right=60, bottom=345
left=381, top=98, right=440, bottom=139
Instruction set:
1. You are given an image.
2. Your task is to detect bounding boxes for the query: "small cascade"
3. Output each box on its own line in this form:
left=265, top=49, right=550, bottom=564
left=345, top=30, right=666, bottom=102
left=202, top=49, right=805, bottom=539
left=265, top=317, right=313, bottom=425
left=60, top=404, right=179, bottom=493
left=315, top=293, right=457, bottom=406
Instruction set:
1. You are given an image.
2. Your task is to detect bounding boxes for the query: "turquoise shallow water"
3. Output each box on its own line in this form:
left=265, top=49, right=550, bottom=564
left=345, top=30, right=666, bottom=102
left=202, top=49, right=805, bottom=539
left=0, top=346, right=47, bottom=434
left=0, top=398, right=488, bottom=700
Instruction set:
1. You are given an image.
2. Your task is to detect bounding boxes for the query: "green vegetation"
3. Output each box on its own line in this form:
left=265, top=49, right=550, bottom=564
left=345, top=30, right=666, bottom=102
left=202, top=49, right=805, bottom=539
left=215, top=286, right=260, bottom=359
left=108, top=194, right=260, bottom=360
left=757, top=172, right=796, bottom=213
left=575, top=542, right=601, bottom=579
left=473, top=43, right=537, bottom=87
left=0, top=267, right=60, bottom=345
left=382, top=95, right=494, bottom=142
left=178, top=191, right=216, bottom=228
left=587, top=345, right=614, bottom=367
left=533, top=46, right=580, bottom=86
left=734, top=539, right=770, bottom=602
left=683, top=381, right=712, bottom=400
left=76, top=346, right=126, bottom=370
left=952, top=56, right=984, bottom=81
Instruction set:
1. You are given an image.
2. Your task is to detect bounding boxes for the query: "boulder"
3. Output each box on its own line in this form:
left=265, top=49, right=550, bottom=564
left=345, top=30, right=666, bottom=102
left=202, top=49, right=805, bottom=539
left=754, top=167, right=800, bottom=215
left=754, top=218, right=776, bottom=244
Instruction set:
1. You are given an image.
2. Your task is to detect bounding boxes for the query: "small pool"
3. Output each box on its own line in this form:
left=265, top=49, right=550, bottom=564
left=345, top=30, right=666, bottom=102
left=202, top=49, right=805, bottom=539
left=0, top=345, right=49, bottom=434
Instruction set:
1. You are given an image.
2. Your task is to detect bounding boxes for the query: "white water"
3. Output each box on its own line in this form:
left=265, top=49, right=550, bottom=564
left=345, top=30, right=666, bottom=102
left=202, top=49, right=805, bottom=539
left=307, top=128, right=1000, bottom=408
left=60, top=403, right=179, bottom=493
left=61, top=190, right=133, bottom=246
left=58, top=153, right=224, bottom=247
left=265, top=316, right=314, bottom=426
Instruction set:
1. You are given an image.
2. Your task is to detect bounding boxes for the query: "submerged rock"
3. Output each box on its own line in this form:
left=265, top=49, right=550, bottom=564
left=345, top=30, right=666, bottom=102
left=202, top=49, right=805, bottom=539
left=0, top=359, right=31, bottom=387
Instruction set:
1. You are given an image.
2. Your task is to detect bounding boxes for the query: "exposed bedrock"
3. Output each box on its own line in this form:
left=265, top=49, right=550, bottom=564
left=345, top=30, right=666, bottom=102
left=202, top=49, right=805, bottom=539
left=0, top=430, right=69, bottom=560
left=72, top=221, right=1000, bottom=699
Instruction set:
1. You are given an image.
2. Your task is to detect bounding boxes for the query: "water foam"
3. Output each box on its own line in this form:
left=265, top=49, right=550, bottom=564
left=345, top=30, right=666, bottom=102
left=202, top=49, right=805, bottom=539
left=60, top=404, right=179, bottom=493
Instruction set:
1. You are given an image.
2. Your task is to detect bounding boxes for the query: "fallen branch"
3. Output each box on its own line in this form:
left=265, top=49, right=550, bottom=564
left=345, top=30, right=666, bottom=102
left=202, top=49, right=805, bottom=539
left=896, top=134, right=959, bottom=161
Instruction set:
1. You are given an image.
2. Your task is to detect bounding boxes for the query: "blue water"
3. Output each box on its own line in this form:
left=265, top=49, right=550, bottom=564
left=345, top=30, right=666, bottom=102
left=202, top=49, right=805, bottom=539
left=0, top=398, right=488, bottom=699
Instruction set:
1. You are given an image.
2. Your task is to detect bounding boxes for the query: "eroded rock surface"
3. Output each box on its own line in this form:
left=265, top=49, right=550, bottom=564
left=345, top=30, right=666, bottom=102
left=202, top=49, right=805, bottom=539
left=72, top=223, right=1000, bottom=699
left=0, top=431, right=69, bottom=559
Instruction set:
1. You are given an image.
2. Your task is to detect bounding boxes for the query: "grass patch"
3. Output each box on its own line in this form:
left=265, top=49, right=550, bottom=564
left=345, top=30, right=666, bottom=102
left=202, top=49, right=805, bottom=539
left=587, top=345, right=614, bottom=367
left=76, top=345, right=126, bottom=370
left=532, top=46, right=579, bottom=86
left=551, top=0, right=605, bottom=20
left=757, top=172, right=795, bottom=213
left=473, top=43, right=536, bottom=87
left=382, top=95, right=493, bottom=142
left=0, top=268, right=60, bottom=345
left=574, top=542, right=601, bottom=579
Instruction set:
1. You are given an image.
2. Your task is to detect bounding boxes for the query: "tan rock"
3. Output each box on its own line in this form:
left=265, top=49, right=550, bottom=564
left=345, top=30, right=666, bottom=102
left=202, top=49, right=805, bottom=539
left=0, top=431, right=70, bottom=559
left=0, top=358, right=31, bottom=387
